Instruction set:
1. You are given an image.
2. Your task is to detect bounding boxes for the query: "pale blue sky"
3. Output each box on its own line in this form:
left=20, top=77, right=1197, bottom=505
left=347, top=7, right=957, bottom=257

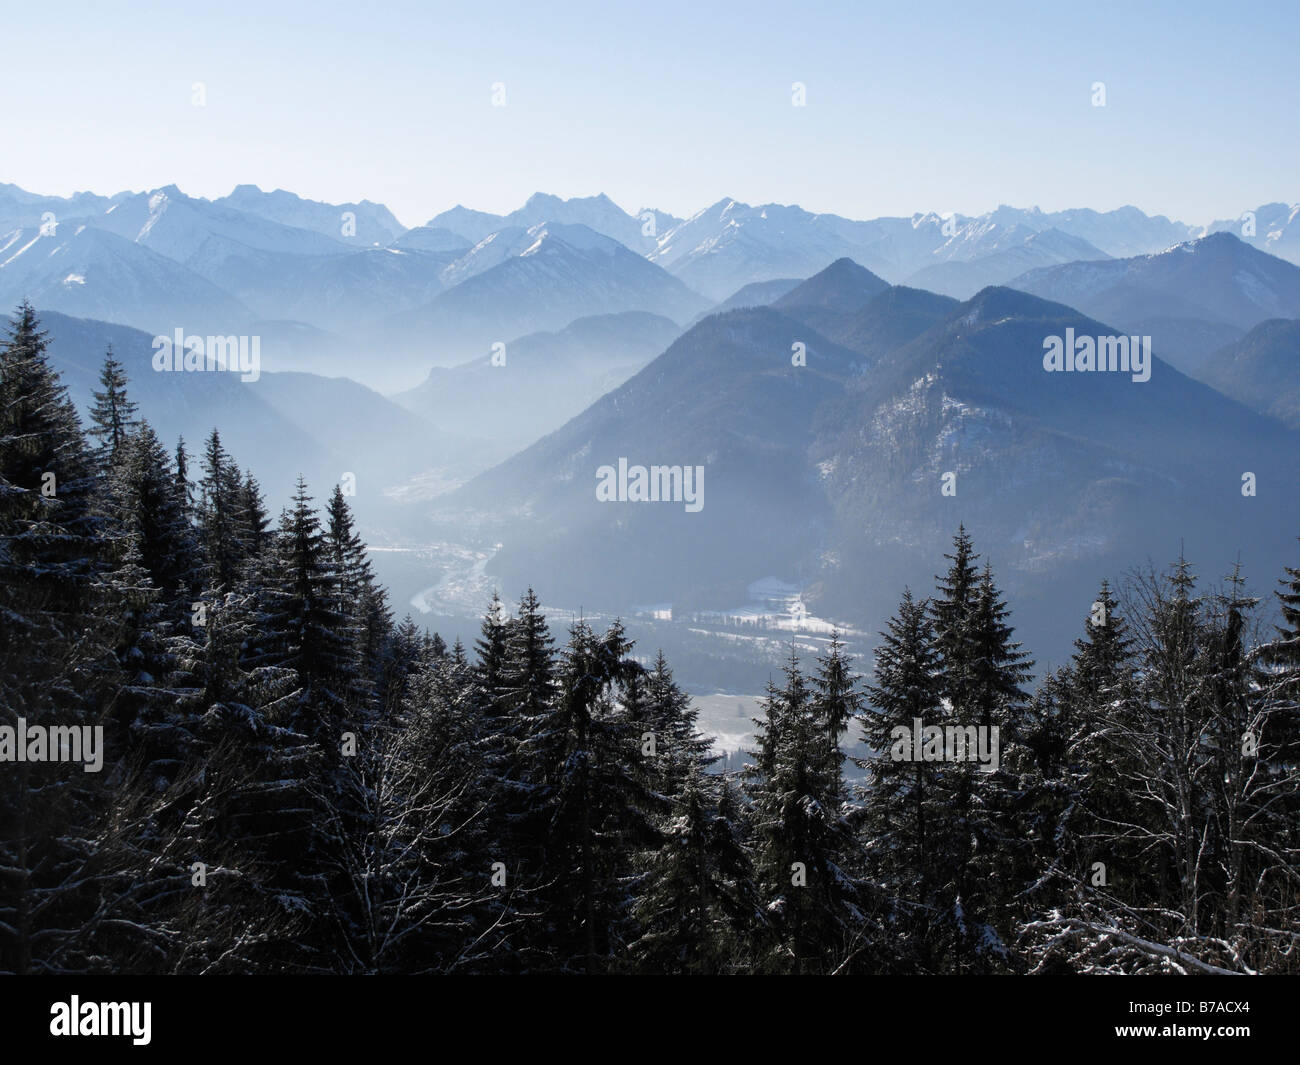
left=5, top=0, right=1296, bottom=227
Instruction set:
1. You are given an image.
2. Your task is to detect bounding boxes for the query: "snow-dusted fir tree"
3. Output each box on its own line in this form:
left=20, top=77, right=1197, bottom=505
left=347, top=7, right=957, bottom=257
left=857, top=588, right=944, bottom=970
left=87, top=347, right=138, bottom=473
left=746, top=649, right=864, bottom=973
left=812, top=631, right=861, bottom=772
left=99, top=420, right=204, bottom=788
left=520, top=619, right=655, bottom=971
left=625, top=649, right=715, bottom=798
left=0, top=304, right=109, bottom=975
left=629, top=768, right=761, bottom=973
left=899, top=531, right=1035, bottom=970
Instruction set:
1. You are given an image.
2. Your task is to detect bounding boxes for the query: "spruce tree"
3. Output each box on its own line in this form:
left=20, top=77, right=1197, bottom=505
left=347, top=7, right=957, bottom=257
left=858, top=588, right=943, bottom=969
left=197, top=430, right=243, bottom=590
left=0, top=303, right=109, bottom=975
left=811, top=631, right=860, bottom=802
left=631, top=650, right=714, bottom=797
left=164, top=588, right=307, bottom=971
left=173, top=436, right=193, bottom=523
left=87, top=347, right=138, bottom=472
left=519, top=619, right=655, bottom=971
left=243, top=478, right=363, bottom=963
left=926, top=531, right=1033, bottom=970
left=747, top=649, right=863, bottom=973
left=629, top=769, right=760, bottom=973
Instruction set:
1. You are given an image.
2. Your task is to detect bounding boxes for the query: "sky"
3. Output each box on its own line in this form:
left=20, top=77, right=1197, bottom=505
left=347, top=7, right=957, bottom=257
left=4, top=0, right=1297, bottom=228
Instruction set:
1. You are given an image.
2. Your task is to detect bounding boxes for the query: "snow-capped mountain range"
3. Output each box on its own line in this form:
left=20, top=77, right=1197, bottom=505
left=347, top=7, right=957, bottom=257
left=2, top=180, right=1297, bottom=390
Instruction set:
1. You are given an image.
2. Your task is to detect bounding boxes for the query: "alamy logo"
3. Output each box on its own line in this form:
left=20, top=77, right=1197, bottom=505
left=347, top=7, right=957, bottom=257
left=1042, top=328, right=1151, bottom=382
left=152, top=328, right=261, bottom=382
left=889, top=717, right=1000, bottom=773
left=50, top=997, right=151, bottom=1045
left=596, top=458, right=704, bottom=512
left=0, top=718, right=103, bottom=772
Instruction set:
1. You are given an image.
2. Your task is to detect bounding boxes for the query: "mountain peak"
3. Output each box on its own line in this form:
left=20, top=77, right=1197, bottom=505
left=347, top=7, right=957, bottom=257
left=775, top=257, right=890, bottom=312
left=1157, top=230, right=1252, bottom=260
left=146, top=184, right=185, bottom=202
left=956, top=285, right=1081, bottom=325
left=1193, top=230, right=1246, bottom=250
left=520, top=221, right=621, bottom=256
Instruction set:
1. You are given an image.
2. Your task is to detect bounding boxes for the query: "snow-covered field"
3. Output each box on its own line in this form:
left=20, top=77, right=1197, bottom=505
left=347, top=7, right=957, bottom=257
left=691, top=692, right=760, bottom=756
left=639, top=576, right=864, bottom=637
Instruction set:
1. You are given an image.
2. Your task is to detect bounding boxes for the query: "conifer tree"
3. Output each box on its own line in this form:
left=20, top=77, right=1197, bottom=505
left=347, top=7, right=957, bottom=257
left=0, top=304, right=108, bottom=975
left=925, top=531, right=1033, bottom=970
left=243, top=479, right=363, bottom=962
left=964, top=562, right=1035, bottom=936
left=163, top=588, right=308, bottom=970
left=747, top=650, right=863, bottom=973
left=473, top=590, right=512, bottom=721
left=173, top=437, right=193, bottom=522
left=196, top=430, right=244, bottom=590
left=858, top=588, right=944, bottom=968
left=1058, top=583, right=1141, bottom=891
left=87, top=347, right=138, bottom=472
left=107, top=421, right=201, bottom=606
left=811, top=631, right=860, bottom=801
left=630, top=650, right=714, bottom=797
left=629, top=769, right=761, bottom=973
left=489, top=589, right=557, bottom=866
left=240, top=472, right=271, bottom=563
left=519, top=619, right=654, bottom=971
left=324, top=484, right=387, bottom=695
left=97, top=421, right=206, bottom=785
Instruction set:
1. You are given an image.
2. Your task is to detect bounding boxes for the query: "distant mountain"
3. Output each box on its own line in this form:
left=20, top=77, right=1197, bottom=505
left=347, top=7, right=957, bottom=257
left=700, top=260, right=954, bottom=363
left=905, top=228, right=1110, bottom=299
left=92, top=185, right=348, bottom=277
left=1202, top=203, right=1300, bottom=266
left=636, top=207, right=684, bottom=243
left=241, top=318, right=358, bottom=378
left=690, top=278, right=803, bottom=325
left=251, top=370, right=480, bottom=485
left=35, top=311, right=480, bottom=516
left=390, top=226, right=473, bottom=254
left=0, top=182, right=127, bottom=231
left=501, top=193, right=652, bottom=252
left=425, top=205, right=510, bottom=244
left=393, top=311, right=682, bottom=456
left=215, top=185, right=406, bottom=247
left=444, top=285, right=1300, bottom=662
left=427, top=193, right=665, bottom=252
left=1197, top=319, right=1300, bottom=428
left=770, top=258, right=891, bottom=338
left=1025, top=205, right=1195, bottom=259
left=1008, top=233, right=1300, bottom=373
left=444, top=307, right=873, bottom=610
left=1113, top=316, right=1244, bottom=378
left=38, top=310, right=343, bottom=502
left=649, top=200, right=1201, bottom=301
left=822, top=285, right=959, bottom=358
left=650, top=198, right=894, bottom=300
left=378, top=223, right=709, bottom=385
left=0, top=225, right=254, bottom=335
left=222, top=246, right=458, bottom=333
left=803, top=285, right=1299, bottom=648
left=1010, top=233, right=1300, bottom=330
left=436, top=226, right=534, bottom=288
